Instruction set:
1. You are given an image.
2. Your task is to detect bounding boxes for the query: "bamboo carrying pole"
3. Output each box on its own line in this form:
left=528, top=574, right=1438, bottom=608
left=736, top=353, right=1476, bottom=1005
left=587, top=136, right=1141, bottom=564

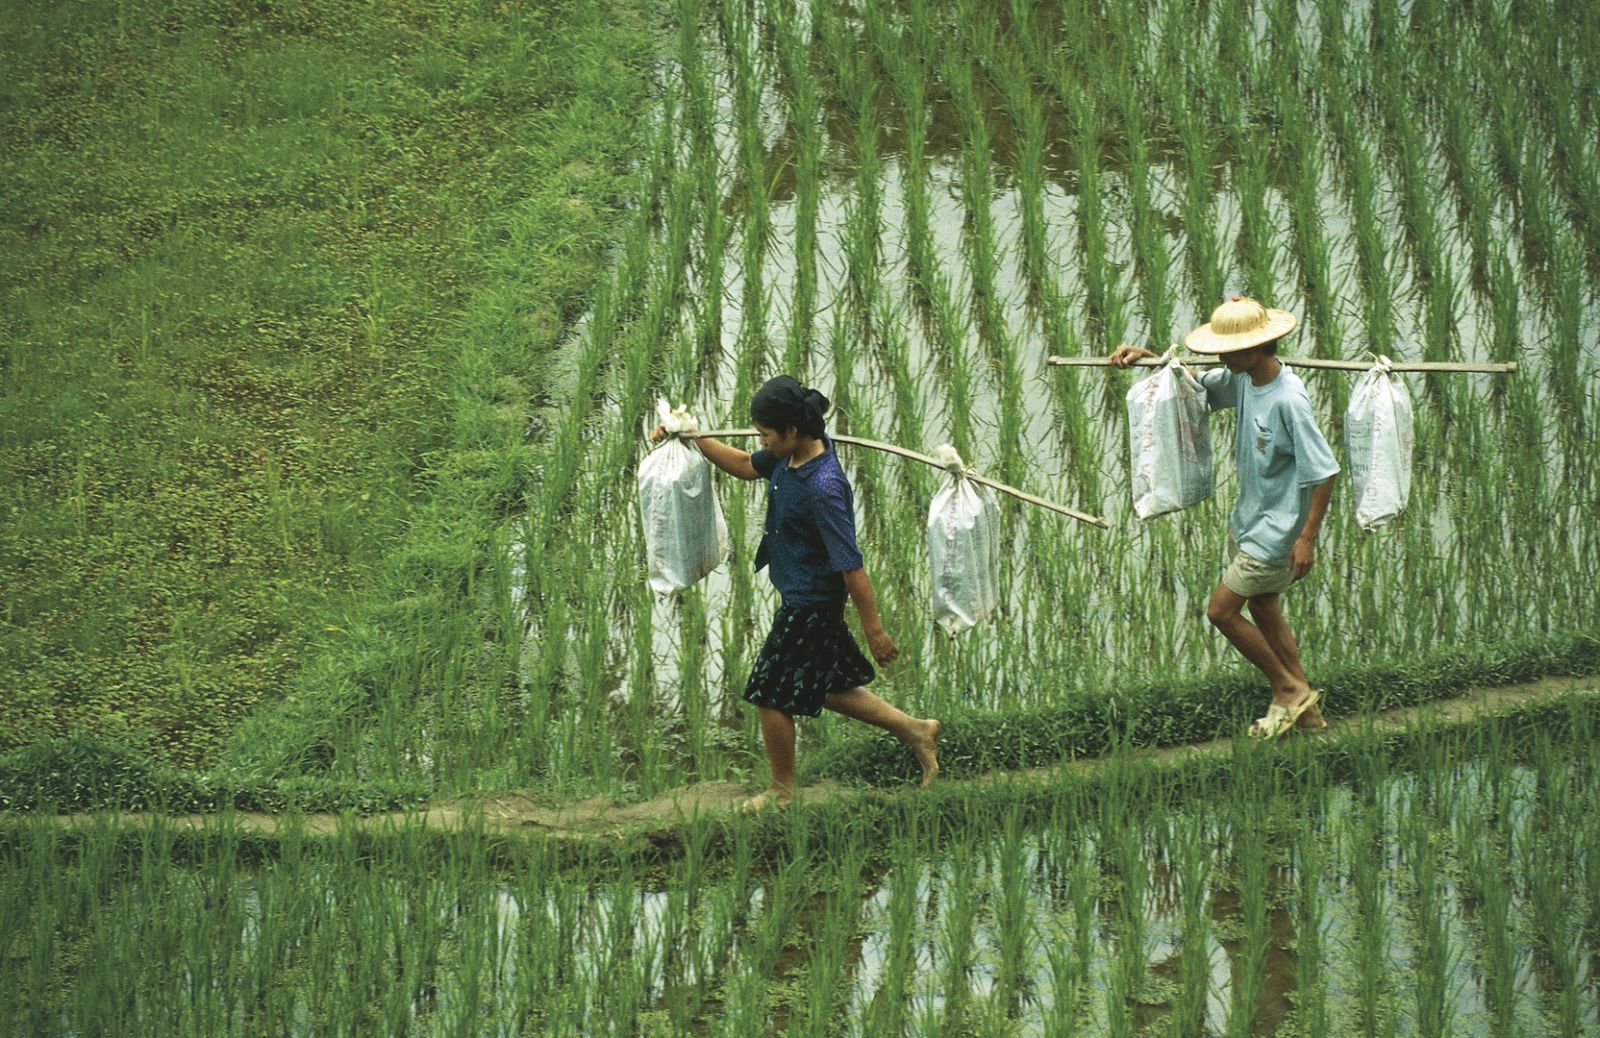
left=1047, top=355, right=1519, bottom=374
left=688, top=428, right=1110, bottom=529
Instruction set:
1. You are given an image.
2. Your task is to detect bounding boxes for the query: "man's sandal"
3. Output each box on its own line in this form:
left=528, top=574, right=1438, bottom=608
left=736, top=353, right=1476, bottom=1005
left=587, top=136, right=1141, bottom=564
left=1296, top=694, right=1329, bottom=732
left=1249, top=690, right=1321, bottom=740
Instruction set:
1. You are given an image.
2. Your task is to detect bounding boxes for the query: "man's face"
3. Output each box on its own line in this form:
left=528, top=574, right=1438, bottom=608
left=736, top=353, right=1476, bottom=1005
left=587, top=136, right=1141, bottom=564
left=1221, top=345, right=1263, bottom=374
left=755, top=421, right=802, bottom=458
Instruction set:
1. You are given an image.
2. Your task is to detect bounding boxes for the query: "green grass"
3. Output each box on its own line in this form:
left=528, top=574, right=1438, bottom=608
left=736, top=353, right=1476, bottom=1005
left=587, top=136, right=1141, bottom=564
left=0, top=0, right=658, bottom=767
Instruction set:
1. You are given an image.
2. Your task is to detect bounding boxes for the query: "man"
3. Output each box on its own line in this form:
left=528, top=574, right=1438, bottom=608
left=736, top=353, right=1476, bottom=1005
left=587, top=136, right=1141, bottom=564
left=1111, top=297, right=1338, bottom=738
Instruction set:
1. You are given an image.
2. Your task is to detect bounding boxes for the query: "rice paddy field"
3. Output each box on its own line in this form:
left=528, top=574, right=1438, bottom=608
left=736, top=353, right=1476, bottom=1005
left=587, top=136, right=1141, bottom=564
left=6, top=0, right=1600, bottom=1033
left=6, top=706, right=1599, bottom=1035
left=486, top=0, right=1600, bottom=798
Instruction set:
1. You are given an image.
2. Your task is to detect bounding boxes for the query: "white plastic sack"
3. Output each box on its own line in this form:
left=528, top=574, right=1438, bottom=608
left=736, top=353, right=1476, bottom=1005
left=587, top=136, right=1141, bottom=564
left=927, top=445, right=1001, bottom=637
left=638, top=400, right=727, bottom=593
left=1127, top=354, right=1213, bottom=520
left=1345, top=355, right=1414, bottom=530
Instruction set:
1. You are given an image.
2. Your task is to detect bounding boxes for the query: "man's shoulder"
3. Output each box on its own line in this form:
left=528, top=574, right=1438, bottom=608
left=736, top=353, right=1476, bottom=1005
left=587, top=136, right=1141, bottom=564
left=1271, top=367, right=1317, bottom=407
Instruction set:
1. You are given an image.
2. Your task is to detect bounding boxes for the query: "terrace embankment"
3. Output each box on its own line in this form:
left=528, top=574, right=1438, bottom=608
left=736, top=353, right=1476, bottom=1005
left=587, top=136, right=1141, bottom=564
left=36, top=673, right=1600, bottom=846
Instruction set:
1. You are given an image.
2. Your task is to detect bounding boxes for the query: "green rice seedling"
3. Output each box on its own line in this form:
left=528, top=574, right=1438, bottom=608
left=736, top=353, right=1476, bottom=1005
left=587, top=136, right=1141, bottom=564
left=795, top=841, right=867, bottom=1037
left=1164, top=810, right=1214, bottom=1037
left=881, top=19, right=934, bottom=290
left=1513, top=135, right=1559, bottom=285
left=1461, top=812, right=1523, bottom=1038
left=815, top=0, right=862, bottom=117
left=1119, top=74, right=1178, bottom=350
left=1518, top=25, right=1600, bottom=270
left=1292, top=810, right=1330, bottom=1038
left=938, top=840, right=981, bottom=1033
left=1519, top=811, right=1585, bottom=1037
left=1335, top=112, right=1398, bottom=356
left=1107, top=806, right=1153, bottom=1014
left=922, top=264, right=977, bottom=452
left=874, top=295, right=927, bottom=456
left=1232, top=124, right=1279, bottom=304
left=993, top=46, right=1058, bottom=319
left=1437, top=46, right=1497, bottom=287
left=1224, top=796, right=1270, bottom=1038
left=1173, top=93, right=1227, bottom=309
left=1546, top=233, right=1586, bottom=437
left=770, top=5, right=822, bottom=372
left=989, top=803, right=1035, bottom=1010
left=1401, top=794, right=1458, bottom=1038
left=1277, top=97, right=1340, bottom=356
left=865, top=843, right=922, bottom=1035
left=943, top=45, right=1004, bottom=345
left=1347, top=801, right=1397, bottom=1038
left=1065, top=88, right=1123, bottom=357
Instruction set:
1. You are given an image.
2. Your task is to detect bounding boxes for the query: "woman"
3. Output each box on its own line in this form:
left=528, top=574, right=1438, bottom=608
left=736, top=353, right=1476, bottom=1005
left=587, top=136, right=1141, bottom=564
left=653, top=376, right=940, bottom=808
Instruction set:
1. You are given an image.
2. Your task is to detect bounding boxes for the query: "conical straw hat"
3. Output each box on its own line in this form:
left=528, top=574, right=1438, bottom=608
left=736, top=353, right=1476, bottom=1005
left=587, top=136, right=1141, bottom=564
left=1184, top=296, right=1297, bottom=354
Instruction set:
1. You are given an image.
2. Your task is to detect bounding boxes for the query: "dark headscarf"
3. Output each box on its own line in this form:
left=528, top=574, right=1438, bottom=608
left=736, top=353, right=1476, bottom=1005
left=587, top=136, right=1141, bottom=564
left=750, top=376, right=830, bottom=439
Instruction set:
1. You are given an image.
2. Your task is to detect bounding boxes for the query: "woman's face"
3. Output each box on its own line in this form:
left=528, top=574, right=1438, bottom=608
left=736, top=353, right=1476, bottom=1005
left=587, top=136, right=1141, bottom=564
left=755, top=421, right=801, bottom=458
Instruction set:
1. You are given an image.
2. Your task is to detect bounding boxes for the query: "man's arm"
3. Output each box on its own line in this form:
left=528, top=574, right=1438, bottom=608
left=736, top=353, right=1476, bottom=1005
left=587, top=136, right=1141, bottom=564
left=842, top=567, right=899, bottom=665
left=1108, top=344, right=1158, bottom=368
left=1290, top=474, right=1336, bottom=580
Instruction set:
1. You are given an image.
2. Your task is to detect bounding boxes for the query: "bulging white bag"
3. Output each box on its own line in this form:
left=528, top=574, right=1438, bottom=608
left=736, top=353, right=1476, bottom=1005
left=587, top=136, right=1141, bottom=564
left=927, top=445, right=1001, bottom=637
left=638, top=400, right=727, bottom=593
left=1345, top=355, right=1414, bottom=530
left=1127, top=353, right=1213, bottom=519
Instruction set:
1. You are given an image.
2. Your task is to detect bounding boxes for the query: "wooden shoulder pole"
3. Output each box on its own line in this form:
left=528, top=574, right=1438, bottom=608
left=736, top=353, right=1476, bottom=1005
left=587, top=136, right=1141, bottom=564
left=1047, top=356, right=1519, bottom=374
left=690, top=428, right=1110, bottom=529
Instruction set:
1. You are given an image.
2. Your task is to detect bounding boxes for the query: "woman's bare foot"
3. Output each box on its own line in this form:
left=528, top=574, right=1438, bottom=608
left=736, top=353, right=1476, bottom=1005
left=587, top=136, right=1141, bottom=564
left=738, top=786, right=792, bottom=813
left=913, top=719, right=941, bottom=787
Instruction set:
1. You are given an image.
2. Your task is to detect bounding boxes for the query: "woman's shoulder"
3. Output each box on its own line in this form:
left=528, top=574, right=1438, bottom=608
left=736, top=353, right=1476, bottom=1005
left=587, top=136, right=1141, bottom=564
left=810, top=449, right=854, bottom=497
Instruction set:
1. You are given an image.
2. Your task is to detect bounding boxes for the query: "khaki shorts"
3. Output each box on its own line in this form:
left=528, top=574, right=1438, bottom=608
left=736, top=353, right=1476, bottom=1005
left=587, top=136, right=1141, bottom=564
left=1223, top=537, right=1295, bottom=598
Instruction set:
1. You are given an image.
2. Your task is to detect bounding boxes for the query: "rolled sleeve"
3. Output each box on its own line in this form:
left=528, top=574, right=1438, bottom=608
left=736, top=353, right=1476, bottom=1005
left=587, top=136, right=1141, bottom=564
left=1288, top=401, right=1340, bottom=486
left=750, top=449, right=778, bottom=479
left=1200, top=367, right=1239, bottom=410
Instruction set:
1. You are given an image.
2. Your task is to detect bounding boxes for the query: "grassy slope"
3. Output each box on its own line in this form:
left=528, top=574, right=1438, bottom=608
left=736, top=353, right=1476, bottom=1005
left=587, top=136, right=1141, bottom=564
left=0, top=0, right=656, bottom=766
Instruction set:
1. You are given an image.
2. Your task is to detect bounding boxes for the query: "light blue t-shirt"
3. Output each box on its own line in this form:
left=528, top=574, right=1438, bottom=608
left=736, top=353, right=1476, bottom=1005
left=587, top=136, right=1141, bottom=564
left=1201, top=365, right=1340, bottom=566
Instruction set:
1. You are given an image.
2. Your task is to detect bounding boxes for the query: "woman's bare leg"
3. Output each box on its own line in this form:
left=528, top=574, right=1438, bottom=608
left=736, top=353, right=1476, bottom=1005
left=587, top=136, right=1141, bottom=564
left=824, top=687, right=941, bottom=786
left=743, top=707, right=796, bottom=809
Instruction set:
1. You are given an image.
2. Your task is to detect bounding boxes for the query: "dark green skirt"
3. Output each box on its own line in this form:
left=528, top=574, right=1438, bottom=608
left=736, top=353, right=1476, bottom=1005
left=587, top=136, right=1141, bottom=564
left=743, top=601, right=875, bottom=717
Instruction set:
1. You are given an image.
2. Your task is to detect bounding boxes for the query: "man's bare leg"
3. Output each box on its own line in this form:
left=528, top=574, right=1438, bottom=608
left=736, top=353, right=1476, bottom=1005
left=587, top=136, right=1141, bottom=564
left=1248, top=593, right=1325, bottom=727
left=1206, top=584, right=1312, bottom=709
left=743, top=707, right=797, bottom=810
left=824, top=687, right=941, bottom=786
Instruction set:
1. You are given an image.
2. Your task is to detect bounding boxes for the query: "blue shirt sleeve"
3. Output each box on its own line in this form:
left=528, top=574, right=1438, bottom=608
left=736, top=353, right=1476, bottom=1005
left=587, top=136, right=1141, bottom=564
left=750, top=449, right=778, bottom=479
left=1200, top=367, right=1239, bottom=411
left=1284, top=392, right=1341, bottom=486
left=811, top=478, right=865, bottom=573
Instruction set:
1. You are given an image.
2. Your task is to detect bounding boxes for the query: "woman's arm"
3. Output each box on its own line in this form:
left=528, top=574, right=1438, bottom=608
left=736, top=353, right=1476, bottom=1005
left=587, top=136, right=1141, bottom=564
left=650, top=427, right=762, bottom=480
left=841, top=567, right=899, bottom=665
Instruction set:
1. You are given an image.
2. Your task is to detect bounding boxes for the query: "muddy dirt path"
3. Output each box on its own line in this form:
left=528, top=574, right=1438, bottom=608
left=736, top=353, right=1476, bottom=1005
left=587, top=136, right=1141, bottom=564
left=44, top=674, right=1600, bottom=842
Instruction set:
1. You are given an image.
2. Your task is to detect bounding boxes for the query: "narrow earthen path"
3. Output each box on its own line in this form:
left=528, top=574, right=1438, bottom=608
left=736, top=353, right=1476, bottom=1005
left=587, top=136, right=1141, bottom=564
left=39, top=674, right=1600, bottom=842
